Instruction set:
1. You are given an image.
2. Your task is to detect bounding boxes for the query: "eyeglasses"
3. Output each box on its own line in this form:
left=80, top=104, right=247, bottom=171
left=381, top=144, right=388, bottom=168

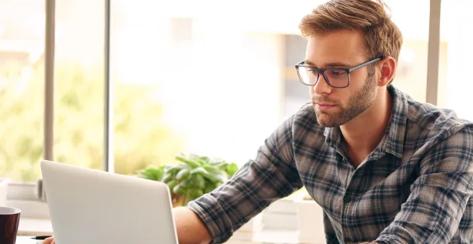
left=294, top=56, right=383, bottom=88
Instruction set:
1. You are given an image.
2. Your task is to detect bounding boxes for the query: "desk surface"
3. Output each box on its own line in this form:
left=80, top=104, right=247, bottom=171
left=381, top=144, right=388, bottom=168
left=16, top=236, right=44, bottom=244
left=17, top=218, right=308, bottom=244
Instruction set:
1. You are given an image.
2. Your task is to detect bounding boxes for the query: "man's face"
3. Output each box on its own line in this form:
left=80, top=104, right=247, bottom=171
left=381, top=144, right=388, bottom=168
left=305, top=29, right=378, bottom=127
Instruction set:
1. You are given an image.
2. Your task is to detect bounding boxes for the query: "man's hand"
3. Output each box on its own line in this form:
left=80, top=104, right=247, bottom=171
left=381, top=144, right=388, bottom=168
left=42, top=237, right=55, bottom=244
left=173, top=207, right=212, bottom=244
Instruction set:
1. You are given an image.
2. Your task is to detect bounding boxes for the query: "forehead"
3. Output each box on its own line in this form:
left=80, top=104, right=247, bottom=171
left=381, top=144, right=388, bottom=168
left=305, top=29, right=368, bottom=66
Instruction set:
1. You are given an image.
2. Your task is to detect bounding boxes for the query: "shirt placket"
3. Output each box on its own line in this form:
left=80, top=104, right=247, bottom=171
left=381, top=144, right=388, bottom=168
left=336, top=152, right=356, bottom=243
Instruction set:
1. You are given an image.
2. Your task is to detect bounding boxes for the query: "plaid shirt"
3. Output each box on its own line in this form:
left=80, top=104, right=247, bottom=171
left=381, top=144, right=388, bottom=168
left=188, top=86, right=473, bottom=243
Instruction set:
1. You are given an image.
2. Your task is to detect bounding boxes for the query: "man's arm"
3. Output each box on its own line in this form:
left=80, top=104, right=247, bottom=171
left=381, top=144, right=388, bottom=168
left=376, top=126, right=473, bottom=243
left=185, top=113, right=303, bottom=243
left=173, top=206, right=211, bottom=244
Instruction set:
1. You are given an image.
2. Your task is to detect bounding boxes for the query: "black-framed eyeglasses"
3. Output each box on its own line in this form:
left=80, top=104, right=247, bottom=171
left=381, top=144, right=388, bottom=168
left=294, top=56, right=383, bottom=88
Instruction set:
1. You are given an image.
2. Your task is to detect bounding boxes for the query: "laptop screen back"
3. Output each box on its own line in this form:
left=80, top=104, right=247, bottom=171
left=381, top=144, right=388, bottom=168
left=41, top=160, right=178, bottom=244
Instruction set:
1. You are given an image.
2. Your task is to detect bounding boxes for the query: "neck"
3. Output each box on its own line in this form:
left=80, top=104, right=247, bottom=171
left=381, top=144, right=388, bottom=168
left=340, top=88, right=392, bottom=166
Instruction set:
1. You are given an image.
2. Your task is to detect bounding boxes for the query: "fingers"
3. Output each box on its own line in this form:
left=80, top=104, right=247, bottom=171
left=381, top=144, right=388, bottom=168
left=43, top=237, right=55, bottom=244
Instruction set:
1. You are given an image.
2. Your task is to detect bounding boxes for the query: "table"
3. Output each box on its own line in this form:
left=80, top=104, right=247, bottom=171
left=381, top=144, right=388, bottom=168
left=16, top=236, right=44, bottom=244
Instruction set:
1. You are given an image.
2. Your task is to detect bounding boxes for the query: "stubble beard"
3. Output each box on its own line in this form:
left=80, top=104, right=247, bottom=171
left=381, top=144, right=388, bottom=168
left=314, top=74, right=377, bottom=127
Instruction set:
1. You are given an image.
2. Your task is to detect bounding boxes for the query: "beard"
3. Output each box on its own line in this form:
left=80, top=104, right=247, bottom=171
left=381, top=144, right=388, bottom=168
left=313, top=74, right=377, bottom=127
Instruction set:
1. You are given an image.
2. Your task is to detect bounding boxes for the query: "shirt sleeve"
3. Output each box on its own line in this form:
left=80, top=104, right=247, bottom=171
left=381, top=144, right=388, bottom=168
left=187, top=115, right=303, bottom=243
left=377, top=125, right=473, bottom=243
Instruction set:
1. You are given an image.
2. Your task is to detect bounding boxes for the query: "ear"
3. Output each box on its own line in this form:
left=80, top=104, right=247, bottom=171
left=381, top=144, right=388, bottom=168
left=377, top=56, right=396, bottom=86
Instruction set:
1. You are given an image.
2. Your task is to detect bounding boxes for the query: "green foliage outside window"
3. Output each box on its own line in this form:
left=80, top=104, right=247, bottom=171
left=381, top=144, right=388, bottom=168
left=0, top=61, right=183, bottom=181
left=0, top=59, right=43, bottom=181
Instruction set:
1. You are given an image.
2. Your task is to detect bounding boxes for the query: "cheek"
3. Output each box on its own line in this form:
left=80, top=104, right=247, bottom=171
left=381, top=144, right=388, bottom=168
left=332, top=91, right=349, bottom=106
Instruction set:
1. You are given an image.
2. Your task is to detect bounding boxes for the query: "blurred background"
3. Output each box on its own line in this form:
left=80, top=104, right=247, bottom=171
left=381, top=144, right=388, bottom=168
left=1, top=0, right=472, bottom=182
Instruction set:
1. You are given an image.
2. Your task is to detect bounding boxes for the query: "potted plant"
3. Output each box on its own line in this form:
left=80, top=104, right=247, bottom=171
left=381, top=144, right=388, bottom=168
left=138, top=154, right=238, bottom=206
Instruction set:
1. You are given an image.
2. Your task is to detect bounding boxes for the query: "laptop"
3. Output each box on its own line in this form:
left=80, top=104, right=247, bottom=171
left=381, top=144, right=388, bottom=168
left=41, top=160, right=178, bottom=244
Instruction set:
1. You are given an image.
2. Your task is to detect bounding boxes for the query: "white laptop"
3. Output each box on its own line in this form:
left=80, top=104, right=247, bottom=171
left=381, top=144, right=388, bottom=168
left=41, top=160, right=178, bottom=244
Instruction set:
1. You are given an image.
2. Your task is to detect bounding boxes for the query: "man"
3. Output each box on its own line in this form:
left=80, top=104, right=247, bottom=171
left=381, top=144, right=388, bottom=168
left=45, top=0, right=473, bottom=243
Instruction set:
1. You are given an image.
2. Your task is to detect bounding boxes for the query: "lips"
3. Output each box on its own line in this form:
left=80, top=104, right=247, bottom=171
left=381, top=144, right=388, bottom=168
left=317, top=103, right=336, bottom=107
left=315, top=103, right=336, bottom=111
left=313, top=99, right=337, bottom=111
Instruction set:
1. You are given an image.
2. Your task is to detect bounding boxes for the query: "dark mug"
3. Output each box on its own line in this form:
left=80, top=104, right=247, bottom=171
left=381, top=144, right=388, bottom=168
left=0, top=206, right=21, bottom=244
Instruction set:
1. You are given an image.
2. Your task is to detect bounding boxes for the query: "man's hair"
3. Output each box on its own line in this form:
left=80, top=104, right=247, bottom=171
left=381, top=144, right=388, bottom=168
left=299, top=0, right=403, bottom=61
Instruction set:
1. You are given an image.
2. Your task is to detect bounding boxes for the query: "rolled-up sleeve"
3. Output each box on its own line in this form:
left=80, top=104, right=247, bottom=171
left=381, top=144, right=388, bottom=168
left=188, top=115, right=303, bottom=243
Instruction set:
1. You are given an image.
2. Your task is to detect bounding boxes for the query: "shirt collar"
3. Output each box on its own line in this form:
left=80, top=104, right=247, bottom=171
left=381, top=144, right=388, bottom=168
left=323, top=85, right=407, bottom=159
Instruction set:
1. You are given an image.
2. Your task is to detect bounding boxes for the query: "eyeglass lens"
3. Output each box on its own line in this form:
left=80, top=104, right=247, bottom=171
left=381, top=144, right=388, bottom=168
left=298, top=68, right=349, bottom=87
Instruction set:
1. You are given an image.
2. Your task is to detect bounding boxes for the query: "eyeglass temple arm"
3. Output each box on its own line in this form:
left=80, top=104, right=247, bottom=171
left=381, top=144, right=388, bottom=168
left=348, top=56, right=384, bottom=72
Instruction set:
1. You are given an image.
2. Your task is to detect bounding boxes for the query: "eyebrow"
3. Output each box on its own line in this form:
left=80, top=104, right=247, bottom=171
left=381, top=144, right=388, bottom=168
left=303, top=60, right=350, bottom=68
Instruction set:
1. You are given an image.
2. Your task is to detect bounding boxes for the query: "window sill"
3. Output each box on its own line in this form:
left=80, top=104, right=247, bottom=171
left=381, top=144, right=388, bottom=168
left=6, top=199, right=52, bottom=236
left=18, top=217, right=52, bottom=236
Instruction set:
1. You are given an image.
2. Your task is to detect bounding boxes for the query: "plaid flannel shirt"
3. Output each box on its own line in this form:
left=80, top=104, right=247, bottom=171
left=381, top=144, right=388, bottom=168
left=188, top=86, right=473, bottom=243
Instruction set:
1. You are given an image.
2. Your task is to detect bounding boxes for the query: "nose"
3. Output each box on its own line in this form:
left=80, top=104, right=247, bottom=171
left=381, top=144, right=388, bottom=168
left=312, top=74, right=332, bottom=95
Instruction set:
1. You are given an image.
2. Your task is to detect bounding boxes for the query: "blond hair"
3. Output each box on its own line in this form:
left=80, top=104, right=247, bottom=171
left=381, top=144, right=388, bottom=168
left=299, top=0, right=402, bottom=61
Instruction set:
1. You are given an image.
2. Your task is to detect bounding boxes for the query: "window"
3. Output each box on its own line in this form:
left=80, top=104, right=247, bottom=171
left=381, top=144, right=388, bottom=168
left=0, top=0, right=44, bottom=181
left=386, top=0, right=431, bottom=102
left=2, top=0, right=314, bottom=183
left=111, top=0, right=295, bottom=174
left=0, top=0, right=442, bottom=194
left=438, top=0, right=473, bottom=120
left=54, top=0, right=105, bottom=170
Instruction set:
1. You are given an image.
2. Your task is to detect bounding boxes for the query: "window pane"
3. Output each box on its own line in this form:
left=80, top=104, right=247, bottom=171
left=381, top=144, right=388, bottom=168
left=0, top=0, right=44, bottom=181
left=386, top=0, right=430, bottom=102
left=438, top=0, right=473, bottom=120
left=111, top=0, right=313, bottom=174
left=54, top=0, right=105, bottom=169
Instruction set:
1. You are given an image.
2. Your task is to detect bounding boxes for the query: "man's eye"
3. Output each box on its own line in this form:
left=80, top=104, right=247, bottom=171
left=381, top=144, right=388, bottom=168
left=309, top=69, right=320, bottom=76
left=327, top=69, right=346, bottom=76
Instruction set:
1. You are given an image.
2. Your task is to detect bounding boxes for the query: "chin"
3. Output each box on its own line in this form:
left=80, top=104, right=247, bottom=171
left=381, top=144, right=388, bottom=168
left=315, top=111, right=349, bottom=127
left=315, top=113, right=336, bottom=127
left=317, top=120, right=339, bottom=128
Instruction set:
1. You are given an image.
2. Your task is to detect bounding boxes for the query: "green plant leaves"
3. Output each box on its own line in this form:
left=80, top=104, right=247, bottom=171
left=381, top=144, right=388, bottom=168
left=137, top=165, right=164, bottom=181
left=137, top=153, right=239, bottom=206
left=175, top=168, right=191, bottom=181
left=225, top=163, right=238, bottom=176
